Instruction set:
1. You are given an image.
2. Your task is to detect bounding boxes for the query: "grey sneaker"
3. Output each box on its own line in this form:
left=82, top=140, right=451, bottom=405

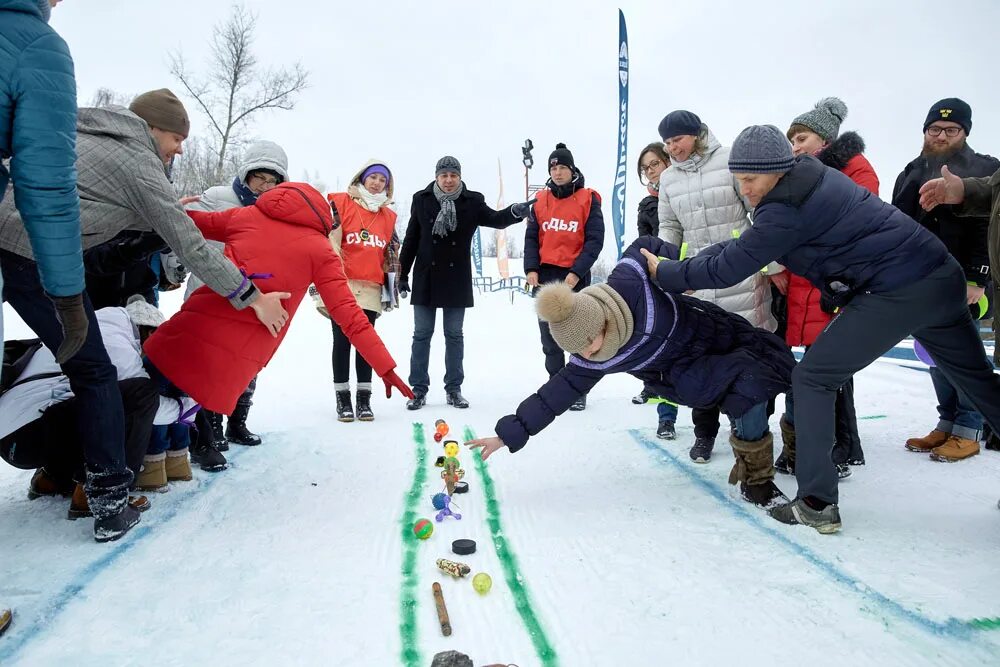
left=769, top=498, right=842, bottom=534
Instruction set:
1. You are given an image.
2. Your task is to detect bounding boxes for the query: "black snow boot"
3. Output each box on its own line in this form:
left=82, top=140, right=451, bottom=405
left=569, top=395, right=587, bottom=411
left=336, top=390, right=355, bottom=422
left=227, top=404, right=262, bottom=446
left=356, top=389, right=374, bottom=422
left=206, top=411, right=228, bottom=452
left=656, top=420, right=676, bottom=440
left=689, top=436, right=715, bottom=463
left=94, top=504, right=142, bottom=543
left=447, top=391, right=470, bottom=409
left=406, top=393, right=427, bottom=411
left=740, top=481, right=789, bottom=509
left=632, top=388, right=655, bottom=405
left=190, top=440, right=227, bottom=472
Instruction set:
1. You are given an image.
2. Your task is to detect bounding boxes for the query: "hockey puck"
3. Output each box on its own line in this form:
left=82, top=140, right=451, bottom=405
left=453, top=481, right=469, bottom=494
left=452, top=539, right=476, bottom=555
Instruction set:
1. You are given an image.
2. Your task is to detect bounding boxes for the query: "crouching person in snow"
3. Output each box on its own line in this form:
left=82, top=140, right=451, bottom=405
left=466, top=236, right=795, bottom=509
left=0, top=298, right=198, bottom=540
left=143, top=182, right=414, bottom=421
left=650, top=124, right=1000, bottom=534
left=315, top=160, right=401, bottom=423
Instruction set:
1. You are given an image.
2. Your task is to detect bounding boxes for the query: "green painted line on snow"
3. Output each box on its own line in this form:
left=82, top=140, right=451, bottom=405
left=859, top=415, right=887, bottom=420
left=465, top=426, right=559, bottom=666
left=967, top=617, right=1000, bottom=630
left=399, top=422, right=428, bottom=667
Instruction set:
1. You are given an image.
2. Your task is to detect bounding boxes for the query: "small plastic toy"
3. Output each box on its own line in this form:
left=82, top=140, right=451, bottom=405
left=472, top=572, right=493, bottom=594
left=443, top=440, right=460, bottom=458
left=413, top=519, right=434, bottom=540
left=436, top=558, right=472, bottom=578
left=435, top=455, right=446, bottom=467
left=441, top=456, right=465, bottom=495
left=434, top=493, right=461, bottom=522
left=432, top=582, right=451, bottom=636
left=433, top=419, right=450, bottom=442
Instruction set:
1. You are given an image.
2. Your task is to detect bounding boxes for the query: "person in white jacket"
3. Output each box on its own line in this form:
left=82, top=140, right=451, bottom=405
left=0, top=297, right=197, bottom=527
left=657, top=110, right=783, bottom=464
left=183, top=140, right=289, bottom=452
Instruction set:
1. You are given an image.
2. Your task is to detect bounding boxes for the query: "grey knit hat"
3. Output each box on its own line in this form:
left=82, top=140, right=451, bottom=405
left=435, top=156, right=462, bottom=176
left=125, top=295, right=166, bottom=328
left=790, top=97, right=848, bottom=142
left=729, top=125, right=795, bottom=174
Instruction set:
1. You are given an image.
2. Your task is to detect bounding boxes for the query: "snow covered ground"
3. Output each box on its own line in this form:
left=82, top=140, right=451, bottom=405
left=1, top=288, right=999, bottom=667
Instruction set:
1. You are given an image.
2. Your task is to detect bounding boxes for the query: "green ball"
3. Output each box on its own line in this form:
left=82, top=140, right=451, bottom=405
left=472, top=572, right=492, bottom=594
left=413, top=519, right=433, bottom=540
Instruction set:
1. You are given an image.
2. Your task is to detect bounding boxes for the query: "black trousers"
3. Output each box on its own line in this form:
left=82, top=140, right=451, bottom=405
left=332, top=309, right=378, bottom=385
left=0, top=377, right=158, bottom=489
left=795, top=258, right=1000, bottom=504
left=534, top=265, right=590, bottom=378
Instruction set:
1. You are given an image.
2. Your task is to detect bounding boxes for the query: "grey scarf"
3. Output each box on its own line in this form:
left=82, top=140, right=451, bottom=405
left=432, top=182, right=464, bottom=237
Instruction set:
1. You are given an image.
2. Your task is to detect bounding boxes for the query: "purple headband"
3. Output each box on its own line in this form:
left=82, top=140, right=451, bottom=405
left=360, top=164, right=390, bottom=186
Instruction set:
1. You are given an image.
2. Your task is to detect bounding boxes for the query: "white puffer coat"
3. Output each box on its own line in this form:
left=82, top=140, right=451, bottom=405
left=657, top=128, right=777, bottom=331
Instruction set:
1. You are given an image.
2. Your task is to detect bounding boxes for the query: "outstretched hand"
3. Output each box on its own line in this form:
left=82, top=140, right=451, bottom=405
left=382, top=369, right=415, bottom=399
left=639, top=248, right=661, bottom=279
left=250, top=291, right=291, bottom=338
left=918, top=165, right=966, bottom=211
left=465, top=436, right=507, bottom=461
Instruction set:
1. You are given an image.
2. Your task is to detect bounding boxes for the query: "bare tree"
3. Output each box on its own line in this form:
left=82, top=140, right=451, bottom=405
left=171, top=136, right=244, bottom=197
left=169, top=3, right=308, bottom=182
left=89, top=87, right=132, bottom=108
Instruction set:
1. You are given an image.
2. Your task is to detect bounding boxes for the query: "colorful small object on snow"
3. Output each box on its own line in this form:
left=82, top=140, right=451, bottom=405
left=436, top=558, right=471, bottom=578
left=434, top=419, right=450, bottom=442
left=413, top=518, right=434, bottom=540
left=441, top=456, right=465, bottom=495
left=453, top=480, right=469, bottom=494
left=913, top=340, right=935, bottom=367
left=443, top=440, right=460, bottom=457
left=432, top=492, right=449, bottom=510
left=472, top=572, right=493, bottom=594
left=434, top=493, right=461, bottom=522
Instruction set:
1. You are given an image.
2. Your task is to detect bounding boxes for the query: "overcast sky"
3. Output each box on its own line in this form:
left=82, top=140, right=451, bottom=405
left=51, top=0, right=1000, bottom=262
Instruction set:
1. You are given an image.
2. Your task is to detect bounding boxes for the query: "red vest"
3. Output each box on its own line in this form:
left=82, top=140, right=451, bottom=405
left=533, top=188, right=596, bottom=268
left=329, top=192, right=397, bottom=284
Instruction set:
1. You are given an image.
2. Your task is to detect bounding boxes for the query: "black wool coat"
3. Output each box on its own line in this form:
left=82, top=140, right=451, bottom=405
left=399, top=182, right=521, bottom=308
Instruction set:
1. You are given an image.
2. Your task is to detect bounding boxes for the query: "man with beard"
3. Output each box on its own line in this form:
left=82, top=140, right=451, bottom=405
left=893, top=98, right=999, bottom=462
left=524, top=143, right=605, bottom=411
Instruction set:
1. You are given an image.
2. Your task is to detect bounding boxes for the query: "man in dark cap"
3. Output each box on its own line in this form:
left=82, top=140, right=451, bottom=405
left=398, top=156, right=533, bottom=409
left=643, top=124, right=1000, bottom=534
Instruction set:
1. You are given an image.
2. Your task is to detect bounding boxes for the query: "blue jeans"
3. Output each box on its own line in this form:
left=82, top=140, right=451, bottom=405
left=930, top=365, right=982, bottom=439
left=1, top=249, right=131, bottom=510
left=409, top=305, right=465, bottom=395
left=656, top=402, right=678, bottom=422
left=148, top=424, right=191, bottom=455
left=729, top=402, right=769, bottom=442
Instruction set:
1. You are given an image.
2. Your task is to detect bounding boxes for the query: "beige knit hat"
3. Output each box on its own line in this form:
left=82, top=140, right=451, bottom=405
left=535, top=282, right=634, bottom=362
left=129, top=88, right=190, bottom=138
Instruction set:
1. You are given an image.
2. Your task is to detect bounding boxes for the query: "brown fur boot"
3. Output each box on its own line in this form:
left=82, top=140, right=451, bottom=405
left=729, top=433, right=788, bottom=509
left=165, top=448, right=193, bottom=481
left=136, top=453, right=168, bottom=492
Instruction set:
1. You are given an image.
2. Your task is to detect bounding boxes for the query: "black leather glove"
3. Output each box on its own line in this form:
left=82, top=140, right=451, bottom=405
left=511, top=199, right=536, bottom=219
left=398, top=276, right=410, bottom=299
left=49, top=293, right=90, bottom=364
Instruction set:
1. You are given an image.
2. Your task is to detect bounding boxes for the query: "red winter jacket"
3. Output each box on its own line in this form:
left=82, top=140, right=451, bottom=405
left=786, top=136, right=879, bottom=346
left=144, top=182, right=397, bottom=413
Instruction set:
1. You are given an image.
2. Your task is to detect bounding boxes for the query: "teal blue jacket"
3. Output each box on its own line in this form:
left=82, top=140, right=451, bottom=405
left=0, top=0, right=84, bottom=296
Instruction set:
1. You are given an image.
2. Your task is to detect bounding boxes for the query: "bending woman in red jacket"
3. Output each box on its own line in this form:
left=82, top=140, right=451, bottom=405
left=144, top=182, right=413, bottom=415
left=780, top=97, right=879, bottom=477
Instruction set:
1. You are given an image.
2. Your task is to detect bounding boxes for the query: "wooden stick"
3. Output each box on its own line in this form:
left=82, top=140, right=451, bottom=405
left=432, top=582, right=452, bottom=636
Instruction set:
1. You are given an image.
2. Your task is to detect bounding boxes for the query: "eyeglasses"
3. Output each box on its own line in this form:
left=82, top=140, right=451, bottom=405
left=250, top=173, right=279, bottom=186
left=926, top=126, right=962, bottom=137
left=641, top=159, right=663, bottom=174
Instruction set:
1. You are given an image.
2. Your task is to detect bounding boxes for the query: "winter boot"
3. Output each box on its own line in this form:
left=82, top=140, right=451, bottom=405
left=632, top=388, right=655, bottom=405
left=94, top=504, right=142, bottom=543
left=136, top=453, right=168, bottom=492
left=206, top=411, right=228, bottom=452
left=689, top=436, right=715, bottom=463
left=336, top=390, right=355, bottom=422
left=226, top=403, right=262, bottom=446
left=0, top=607, right=10, bottom=637
left=930, top=435, right=981, bottom=462
left=774, top=416, right=796, bottom=475
left=67, top=483, right=150, bottom=520
left=355, top=387, right=374, bottom=422
left=190, top=440, right=227, bottom=472
left=406, top=393, right=427, bottom=411
left=836, top=463, right=852, bottom=479
left=27, top=468, right=76, bottom=500
left=165, top=448, right=193, bottom=481
left=729, top=433, right=787, bottom=508
left=656, top=420, right=676, bottom=440
left=986, top=430, right=1000, bottom=452
left=569, top=395, right=587, bottom=411
left=769, top=497, right=842, bottom=534
left=447, top=391, right=470, bottom=409
left=905, top=429, right=950, bottom=452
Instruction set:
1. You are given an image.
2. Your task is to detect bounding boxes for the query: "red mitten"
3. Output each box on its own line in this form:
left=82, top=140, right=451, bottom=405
left=382, top=369, right=415, bottom=399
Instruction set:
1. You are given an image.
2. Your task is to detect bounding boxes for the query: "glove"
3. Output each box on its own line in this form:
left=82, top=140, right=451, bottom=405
left=511, top=198, right=536, bottom=219
left=382, top=369, right=415, bottom=399
left=49, top=293, right=90, bottom=364
left=398, top=276, right=410, bottom=299
left=122, top=232, right=168, bottom=262
left=160, top=250, right=187, bottom=286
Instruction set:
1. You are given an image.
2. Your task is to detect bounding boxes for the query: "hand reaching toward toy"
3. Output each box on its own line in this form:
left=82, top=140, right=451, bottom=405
left=465, top=436, right=507, bottom=461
